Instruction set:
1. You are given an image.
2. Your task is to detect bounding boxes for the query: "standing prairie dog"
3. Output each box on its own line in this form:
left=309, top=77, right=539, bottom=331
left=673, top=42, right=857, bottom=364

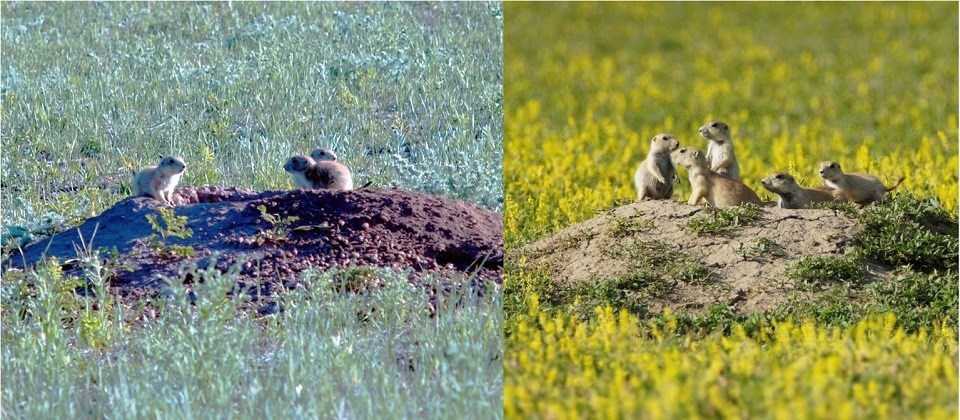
left=634, top=133, right=680, bottom=200
left=672, top=147, right=762, bottom=207
left=131, top=155, right=187, bottom=204
left=761, top=172, right=841, bottom=209
left=699, top=121, right=741, bottom=181
left=284, top=155, right=354, bottom=191
left=818, top=161, right=903, bottom=206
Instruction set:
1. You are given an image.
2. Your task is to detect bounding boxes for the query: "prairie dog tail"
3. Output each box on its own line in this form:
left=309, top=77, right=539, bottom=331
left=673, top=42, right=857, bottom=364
left=886, top=176, right=905, bottom=192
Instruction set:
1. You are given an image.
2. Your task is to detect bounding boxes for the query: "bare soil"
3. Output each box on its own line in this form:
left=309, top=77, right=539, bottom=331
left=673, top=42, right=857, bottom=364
left=8, top=186, right=502, bottom=302
left=515, top=200, right=891, bottom=316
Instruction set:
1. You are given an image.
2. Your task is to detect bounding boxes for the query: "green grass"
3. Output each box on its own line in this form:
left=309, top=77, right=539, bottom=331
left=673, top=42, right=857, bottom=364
left=1, top=2, right=503, bottom=240
left=603, top=211, right=653, bottom=237
left=682, top=203, right=763, bottom=235
left=2, top=260, right=502, bottom=418
left=666, top=266, right=959, bottom=336
left=508, top=240, right=712, bottom=322
left=786, top=255, right=865, bottom=290
left=1, top=2, right=503, bottom=416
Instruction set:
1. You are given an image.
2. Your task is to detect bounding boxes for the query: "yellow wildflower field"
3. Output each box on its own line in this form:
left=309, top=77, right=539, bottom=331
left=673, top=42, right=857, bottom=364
left=504, top=2, right=958, bottom=417
left=505, top=2, right=957, bottom=247
left=507, top=301, right=958, bottom=419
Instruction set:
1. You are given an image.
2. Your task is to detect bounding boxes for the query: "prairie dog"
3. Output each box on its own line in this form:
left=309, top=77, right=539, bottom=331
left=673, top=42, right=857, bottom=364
left=131, top=155, right=187, bottom=204
left=818, top=161, right=903, bottom=206
left=283, top=155, right=354, bottom=191
left=310, top=148, right=354, bottom=190
left=634, top=133, right=680, bottom=200
left=310, top=148, right=339, bottom=162
left=699, top=121, right=741, bottom=181
left=761, top=172, right=840, bottom=209
left=672, top=147, right=762, bottom=207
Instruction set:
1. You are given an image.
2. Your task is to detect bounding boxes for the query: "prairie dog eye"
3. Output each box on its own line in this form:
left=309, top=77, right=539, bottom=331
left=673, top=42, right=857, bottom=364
left=775, top=174, right=782, bottom=179
left=710, top=122, right=719, bottom=128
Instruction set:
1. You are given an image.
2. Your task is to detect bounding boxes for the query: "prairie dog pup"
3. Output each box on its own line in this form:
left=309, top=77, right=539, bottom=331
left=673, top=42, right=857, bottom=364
left=818, top=161, right=903, bottom=206
left=634, top=133, right=680, bottom=200
left=283, top=155, right=354, bottom=191
left=699, top=121, right=741, bottom=181
left=131, top=155, right=187, bottom=204
left=672, top=147, right=762, bottom=207
left=310, top=148, right=354, bottom=190
left=761, top=172, right=840, bottom=209
left=310, top=148, right=339, bottom=162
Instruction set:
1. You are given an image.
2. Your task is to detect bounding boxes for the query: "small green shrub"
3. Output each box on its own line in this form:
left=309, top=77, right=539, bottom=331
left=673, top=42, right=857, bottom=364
left=683, top=203, right=763, bottom=235
left=599, top=240, right=711, bottom=285
left=553, top=228, right=596, bottom=250
left=865, top=269, right=958, bottom=328
left=854, top=194, right=958, bottom=272
left=742, top=237, right=787, bottom=260
left=604, top=214, right=653, bottom=237
left=786, top=255, right=864, bottom=290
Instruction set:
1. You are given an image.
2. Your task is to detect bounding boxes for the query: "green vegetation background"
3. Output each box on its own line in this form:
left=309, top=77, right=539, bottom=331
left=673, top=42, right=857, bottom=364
left=2, top=3, right=503, bottom=417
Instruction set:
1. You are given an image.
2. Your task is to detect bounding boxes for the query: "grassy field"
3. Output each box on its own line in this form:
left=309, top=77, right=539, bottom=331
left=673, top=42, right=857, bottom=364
left=3, top=263, right=502, bottom=418
left=1, top=2, right=502, bottom=417
left=504, top=2, right=958, bottom=417
left=2, top=2, right=503, bottom=241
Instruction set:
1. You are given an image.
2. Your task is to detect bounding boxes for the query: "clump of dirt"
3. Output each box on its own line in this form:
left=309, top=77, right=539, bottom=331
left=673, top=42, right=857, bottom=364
left=7, top=186, right=503, bottom=299
left=515, top=200, right=890, bottom=316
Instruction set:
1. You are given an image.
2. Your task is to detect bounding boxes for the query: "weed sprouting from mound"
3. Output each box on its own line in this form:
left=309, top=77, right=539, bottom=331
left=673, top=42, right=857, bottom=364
left=145, top=207, right=196, bottom=258
left=604, top=212, right=653, bottom=237
left=683, top=203, right=763, bottom=235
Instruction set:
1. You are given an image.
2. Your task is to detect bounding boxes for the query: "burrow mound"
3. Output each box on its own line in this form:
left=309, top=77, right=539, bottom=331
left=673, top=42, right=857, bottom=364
left=8, top=186, right=503, bottom=296
left=515, top=200, right=891, bottom=316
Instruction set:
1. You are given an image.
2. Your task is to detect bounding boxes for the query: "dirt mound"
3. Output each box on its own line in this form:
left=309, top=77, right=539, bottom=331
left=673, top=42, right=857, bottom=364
left=515, top=200, right=890, bottom=316
left=8, top=186, right=503, bottom=296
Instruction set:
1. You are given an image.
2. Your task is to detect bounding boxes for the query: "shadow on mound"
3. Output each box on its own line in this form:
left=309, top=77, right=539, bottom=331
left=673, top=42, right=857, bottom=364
left=7, top=186, right=503, bottom=296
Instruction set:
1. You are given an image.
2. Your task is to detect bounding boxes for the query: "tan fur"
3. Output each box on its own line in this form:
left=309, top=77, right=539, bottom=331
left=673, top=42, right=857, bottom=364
left=310, top=148, right=339, bottom=162
left=818, top=161, right=903, bottom=206
left=284, top=155, right=354, bottom=191
left=131, top=155, right=186, bottom=204
left=672, top=147, right=762, bottom=207
left=699, top=120, right=740, bottom=181
left=761, top=172, right=841, bottom=209
left=634, top=133, right=680, bottom=200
